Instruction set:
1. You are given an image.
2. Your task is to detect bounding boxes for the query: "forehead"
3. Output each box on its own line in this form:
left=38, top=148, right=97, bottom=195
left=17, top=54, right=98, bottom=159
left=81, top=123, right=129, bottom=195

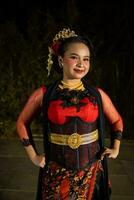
left=65, top=42, right=90, bottom=55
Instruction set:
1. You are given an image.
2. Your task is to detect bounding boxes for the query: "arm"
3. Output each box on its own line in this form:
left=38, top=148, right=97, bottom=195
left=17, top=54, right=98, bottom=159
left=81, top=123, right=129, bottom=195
left=98, top=88, right=123, bottom=159
left=16, top=86, right=46, bottom=167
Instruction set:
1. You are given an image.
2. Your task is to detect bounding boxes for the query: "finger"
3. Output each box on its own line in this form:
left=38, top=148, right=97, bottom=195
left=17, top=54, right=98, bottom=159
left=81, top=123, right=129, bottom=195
left=108, top=154, right=112, bottom=158
left=100, top=153, right=104, bottom=160
left=104, top=149, right=111, bottom=154
left=101, top=153, right=107, bottom=160
left=39, top=161, right=45, bottom=168
left=102, top=150, right=110, bottom=156
left=39, top=157, right=45, bottom=168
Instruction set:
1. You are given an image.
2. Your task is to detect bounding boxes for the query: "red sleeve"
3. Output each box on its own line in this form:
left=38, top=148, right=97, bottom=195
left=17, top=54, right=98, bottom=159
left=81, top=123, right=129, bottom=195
left=41, top=85, right=47, bottom=93
left=16, top=86, right=46, bottom=140
left=97, top=88, right=123, bottom=132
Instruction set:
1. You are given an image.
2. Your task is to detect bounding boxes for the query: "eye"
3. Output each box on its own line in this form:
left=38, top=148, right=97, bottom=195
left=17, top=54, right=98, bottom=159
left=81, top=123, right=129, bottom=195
left=70, top=56, right=78, bottom=59
left=83, top=58, right=89, bottom=62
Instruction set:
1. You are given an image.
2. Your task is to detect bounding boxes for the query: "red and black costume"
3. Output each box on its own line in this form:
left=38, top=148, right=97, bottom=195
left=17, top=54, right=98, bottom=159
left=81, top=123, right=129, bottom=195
left=17, top=80, right=123, bottom=200
left=36, top=81, right=123, bottom=200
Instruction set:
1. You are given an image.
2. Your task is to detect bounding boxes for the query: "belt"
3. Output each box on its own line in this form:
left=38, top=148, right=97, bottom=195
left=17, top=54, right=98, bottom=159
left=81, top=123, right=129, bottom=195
left=49, top=129, right=99, bottom=149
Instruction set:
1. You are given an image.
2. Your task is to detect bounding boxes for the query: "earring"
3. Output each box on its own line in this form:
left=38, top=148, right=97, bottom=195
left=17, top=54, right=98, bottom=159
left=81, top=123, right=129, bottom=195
left=59, top=63, right=63, bottom=68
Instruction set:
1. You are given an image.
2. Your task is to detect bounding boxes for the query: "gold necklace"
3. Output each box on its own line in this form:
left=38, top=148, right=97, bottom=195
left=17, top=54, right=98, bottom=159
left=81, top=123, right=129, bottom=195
left=59, top=80, right=85, bottom=91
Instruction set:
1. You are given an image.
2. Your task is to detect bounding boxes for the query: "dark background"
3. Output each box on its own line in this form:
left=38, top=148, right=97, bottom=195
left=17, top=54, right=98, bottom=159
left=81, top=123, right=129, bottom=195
left=0, top=0, right=133, bottom=138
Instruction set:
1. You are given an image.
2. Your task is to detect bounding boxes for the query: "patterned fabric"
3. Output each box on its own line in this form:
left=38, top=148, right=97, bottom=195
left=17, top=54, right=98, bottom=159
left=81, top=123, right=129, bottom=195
left=39, top=84, right=112, bottom=199
left=41, top=160, right=103, bottom=200
left=16, top=81, right=123, bottom=200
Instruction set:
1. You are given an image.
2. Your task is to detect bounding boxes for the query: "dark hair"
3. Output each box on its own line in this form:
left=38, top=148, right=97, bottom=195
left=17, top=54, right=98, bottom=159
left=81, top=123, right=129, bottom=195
left=52, top=35, right=95, bottom=74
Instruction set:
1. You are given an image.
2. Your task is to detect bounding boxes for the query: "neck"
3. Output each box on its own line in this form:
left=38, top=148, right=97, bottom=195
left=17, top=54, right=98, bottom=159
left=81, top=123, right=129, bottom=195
left=62, top=79, right=81, bottom=85
left=59, top=79, right=85, bottom=91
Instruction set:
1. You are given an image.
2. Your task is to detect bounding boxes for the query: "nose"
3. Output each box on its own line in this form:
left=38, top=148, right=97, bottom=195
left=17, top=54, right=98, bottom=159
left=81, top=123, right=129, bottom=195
left=77, top=60, right=83, bottom=68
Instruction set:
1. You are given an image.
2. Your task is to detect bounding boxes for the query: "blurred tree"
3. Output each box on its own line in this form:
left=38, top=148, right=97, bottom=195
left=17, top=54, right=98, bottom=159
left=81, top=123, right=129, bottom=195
left=0, top=1, right=133, bottom=138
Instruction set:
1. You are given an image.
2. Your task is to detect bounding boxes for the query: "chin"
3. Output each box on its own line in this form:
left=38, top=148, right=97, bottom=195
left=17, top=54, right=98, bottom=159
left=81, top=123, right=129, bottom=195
left=74, top=74, right=85, bottom=79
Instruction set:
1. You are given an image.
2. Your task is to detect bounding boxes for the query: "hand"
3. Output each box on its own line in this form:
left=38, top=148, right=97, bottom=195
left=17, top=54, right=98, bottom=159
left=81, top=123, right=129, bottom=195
left=31, top=154, right=46, bottom=168
left=101, top=147, right=119, bottom=160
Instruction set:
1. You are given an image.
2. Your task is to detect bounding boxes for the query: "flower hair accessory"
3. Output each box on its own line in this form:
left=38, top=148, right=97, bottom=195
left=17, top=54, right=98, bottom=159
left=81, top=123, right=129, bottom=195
left=47, top=28, right=77, bottom=76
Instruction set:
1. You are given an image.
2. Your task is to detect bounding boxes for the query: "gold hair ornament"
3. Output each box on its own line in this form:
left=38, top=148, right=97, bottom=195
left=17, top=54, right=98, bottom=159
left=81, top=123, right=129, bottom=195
left=47, top=28, right=77, bottom=76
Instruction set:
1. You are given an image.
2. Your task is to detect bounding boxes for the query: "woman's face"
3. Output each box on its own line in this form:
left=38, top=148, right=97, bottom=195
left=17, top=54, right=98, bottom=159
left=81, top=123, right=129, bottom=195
left=59, top=42, right=90, bottom=81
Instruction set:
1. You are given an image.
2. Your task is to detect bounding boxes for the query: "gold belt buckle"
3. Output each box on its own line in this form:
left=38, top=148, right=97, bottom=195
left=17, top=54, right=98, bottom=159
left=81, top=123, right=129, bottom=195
left=67, top=133, right=82, bottom=149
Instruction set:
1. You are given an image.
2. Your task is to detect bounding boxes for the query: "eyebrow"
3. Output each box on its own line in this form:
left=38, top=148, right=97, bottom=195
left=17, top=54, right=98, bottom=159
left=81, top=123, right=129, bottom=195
left=69, top=53, right=90, bottom=57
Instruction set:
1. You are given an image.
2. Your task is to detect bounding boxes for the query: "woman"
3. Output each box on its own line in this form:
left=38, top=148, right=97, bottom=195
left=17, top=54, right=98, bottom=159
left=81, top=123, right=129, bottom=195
left=16, top=28, right=123, bottom=199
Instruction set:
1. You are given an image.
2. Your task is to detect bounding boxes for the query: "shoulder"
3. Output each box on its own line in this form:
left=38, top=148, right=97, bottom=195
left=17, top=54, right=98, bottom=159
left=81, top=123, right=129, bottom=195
left=96, top=87, right=114, bottom=109
left=97, top=87, right=105, bottom=97
left=41, top=85, right=47, bottom=93
left=31, top=85, right=46, bottom=97
left=27, top=85, right=47, bottom=106
left=97, top=87, right=111, bottom=99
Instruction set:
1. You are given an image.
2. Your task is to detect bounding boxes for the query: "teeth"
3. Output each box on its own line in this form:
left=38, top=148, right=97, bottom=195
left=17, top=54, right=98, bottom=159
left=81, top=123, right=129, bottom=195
left=75, top=68, right=83, bottom=70
left=75, top=69, right=84, bottom=72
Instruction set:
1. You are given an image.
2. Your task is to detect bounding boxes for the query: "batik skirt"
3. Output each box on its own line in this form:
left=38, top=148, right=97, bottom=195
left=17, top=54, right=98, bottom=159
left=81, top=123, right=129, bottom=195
left=40, top=160, right=106, bottom=200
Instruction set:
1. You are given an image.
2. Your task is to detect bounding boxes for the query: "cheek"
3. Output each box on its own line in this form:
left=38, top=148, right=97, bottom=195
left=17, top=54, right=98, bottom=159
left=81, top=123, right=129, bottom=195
left=64, top=58, right=76, bottom=66
left=85, top=62, right=90, bottom=68
left=85, top=63, right=90, bottom=72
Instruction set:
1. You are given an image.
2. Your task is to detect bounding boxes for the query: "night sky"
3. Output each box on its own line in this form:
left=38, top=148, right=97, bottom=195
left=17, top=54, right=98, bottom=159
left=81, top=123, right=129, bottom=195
left=0, top=1, right=133, bottom=31
left=0, top=0, right=134, bottom=138
left=0, top=0, right=133, bottom=51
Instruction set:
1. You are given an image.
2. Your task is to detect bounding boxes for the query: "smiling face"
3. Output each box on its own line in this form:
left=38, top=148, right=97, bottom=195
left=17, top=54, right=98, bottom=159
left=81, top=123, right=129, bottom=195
left=59, top=42, right=90, bottom=82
